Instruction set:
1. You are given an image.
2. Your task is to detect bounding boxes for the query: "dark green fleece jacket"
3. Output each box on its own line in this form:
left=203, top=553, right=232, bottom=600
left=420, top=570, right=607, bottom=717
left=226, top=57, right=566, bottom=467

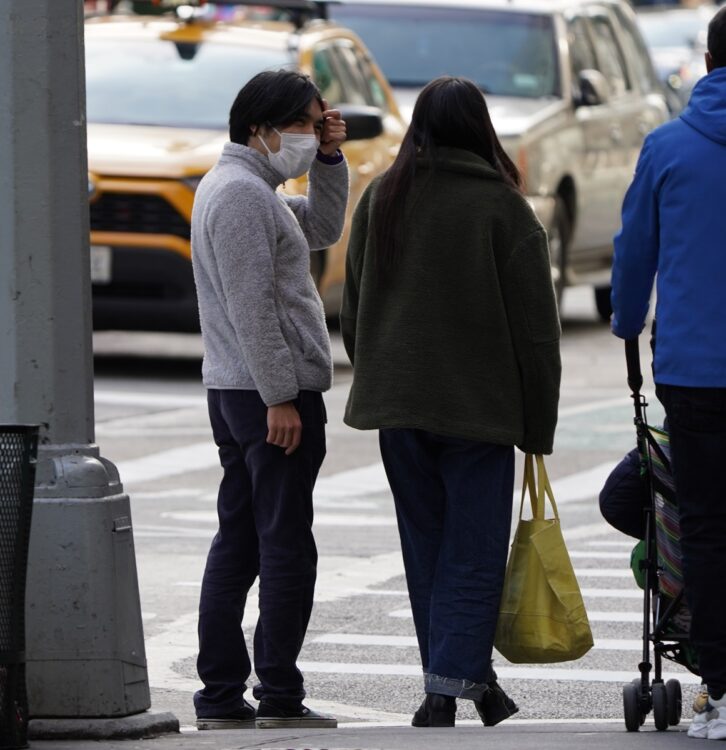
left=341, top=147, right=561, bottom=454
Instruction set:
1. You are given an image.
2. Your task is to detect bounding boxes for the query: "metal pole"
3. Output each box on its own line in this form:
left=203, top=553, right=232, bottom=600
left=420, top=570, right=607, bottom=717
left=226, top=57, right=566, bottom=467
left=0, top=1, right=174, bottom=731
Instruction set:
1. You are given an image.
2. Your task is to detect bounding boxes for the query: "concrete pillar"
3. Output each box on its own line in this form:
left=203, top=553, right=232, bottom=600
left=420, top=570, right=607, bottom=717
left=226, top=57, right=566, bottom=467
left=0, top=1, right=174, bottom=731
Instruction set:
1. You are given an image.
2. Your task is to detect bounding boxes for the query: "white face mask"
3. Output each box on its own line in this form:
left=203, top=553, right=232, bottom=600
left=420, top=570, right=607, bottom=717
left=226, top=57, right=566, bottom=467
left=258, top=127, right=318, bottom=180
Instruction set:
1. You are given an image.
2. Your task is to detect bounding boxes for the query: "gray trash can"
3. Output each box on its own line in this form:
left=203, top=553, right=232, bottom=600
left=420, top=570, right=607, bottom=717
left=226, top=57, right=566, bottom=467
left=0, top=426, right=38, bottom=750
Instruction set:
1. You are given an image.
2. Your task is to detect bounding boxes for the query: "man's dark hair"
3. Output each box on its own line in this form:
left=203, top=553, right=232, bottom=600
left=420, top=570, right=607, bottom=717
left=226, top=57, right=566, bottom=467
left=708, top=5, right=726, bottom=69
left=229, top=70, right=323, bottom=145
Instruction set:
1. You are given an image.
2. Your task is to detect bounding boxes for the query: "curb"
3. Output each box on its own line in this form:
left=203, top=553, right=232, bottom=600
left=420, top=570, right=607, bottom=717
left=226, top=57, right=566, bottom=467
left=29, top=710, right=180, bottom=740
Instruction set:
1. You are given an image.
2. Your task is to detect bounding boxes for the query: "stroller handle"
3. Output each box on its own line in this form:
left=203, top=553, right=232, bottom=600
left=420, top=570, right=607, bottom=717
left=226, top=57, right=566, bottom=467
left=625, top=338, right=643, bottom=394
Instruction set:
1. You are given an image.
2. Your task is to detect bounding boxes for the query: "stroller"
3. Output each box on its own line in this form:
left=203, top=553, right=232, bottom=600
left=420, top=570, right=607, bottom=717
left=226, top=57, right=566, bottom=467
left=621, top=337, right=700, bottom=731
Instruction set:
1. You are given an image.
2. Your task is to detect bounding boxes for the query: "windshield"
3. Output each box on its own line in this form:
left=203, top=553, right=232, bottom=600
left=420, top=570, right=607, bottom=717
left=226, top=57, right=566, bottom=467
left=638, top=10, right=712, bottom=50
left=330, top=4, right=559, bottom=98
left=86, top=38, right=293, bottom=128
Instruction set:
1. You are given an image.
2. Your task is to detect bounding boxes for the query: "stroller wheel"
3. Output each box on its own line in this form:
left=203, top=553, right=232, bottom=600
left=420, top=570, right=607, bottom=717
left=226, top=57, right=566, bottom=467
left=666, top=679, right=682, bottom=726
left=623, top=683, right=644, bottom=732
left=652, top=682, right=669, bottom=731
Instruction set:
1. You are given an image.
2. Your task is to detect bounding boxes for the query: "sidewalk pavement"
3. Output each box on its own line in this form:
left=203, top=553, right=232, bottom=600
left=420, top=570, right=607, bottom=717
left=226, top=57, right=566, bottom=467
left=29, top=720, right=697, bottom=750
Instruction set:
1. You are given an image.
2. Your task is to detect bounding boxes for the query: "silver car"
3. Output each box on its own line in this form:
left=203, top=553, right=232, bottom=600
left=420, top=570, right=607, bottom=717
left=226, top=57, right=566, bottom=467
left=330, top=0, right=669, bottom=319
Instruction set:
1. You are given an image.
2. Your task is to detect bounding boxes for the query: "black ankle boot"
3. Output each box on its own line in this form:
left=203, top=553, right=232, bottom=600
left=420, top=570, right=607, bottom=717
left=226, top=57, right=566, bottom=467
left=474, top=681, right=519, bottom=726
left=411, top=693, right=456, bottom=727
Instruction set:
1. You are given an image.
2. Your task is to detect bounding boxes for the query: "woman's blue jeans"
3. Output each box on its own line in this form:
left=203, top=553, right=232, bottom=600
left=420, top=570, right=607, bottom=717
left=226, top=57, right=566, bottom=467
left=379, top=428, right=514, bottom=700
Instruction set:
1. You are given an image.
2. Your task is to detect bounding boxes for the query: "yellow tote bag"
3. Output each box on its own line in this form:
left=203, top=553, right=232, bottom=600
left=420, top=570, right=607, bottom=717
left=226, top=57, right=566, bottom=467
left=494, top=454, right=593, bottom=663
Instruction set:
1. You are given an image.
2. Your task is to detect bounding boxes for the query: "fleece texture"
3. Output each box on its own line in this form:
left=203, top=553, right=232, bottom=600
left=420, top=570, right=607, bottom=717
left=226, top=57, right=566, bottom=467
left=191, top=143, right=348, bottom=405
left=341, top=147, right=561, bottom=454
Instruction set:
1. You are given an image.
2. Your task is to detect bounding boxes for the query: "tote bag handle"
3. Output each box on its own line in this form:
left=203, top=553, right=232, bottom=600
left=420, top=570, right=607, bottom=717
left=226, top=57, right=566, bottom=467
left=518, top=454, right=560, bottom=522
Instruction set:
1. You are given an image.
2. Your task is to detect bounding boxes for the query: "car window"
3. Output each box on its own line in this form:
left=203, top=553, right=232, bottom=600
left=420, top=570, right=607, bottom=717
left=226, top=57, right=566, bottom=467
left=340, top=42, right=390, bottom=112
left=351, top=47, right=390, bottom=112
left=332, top=43, right=375, bottom=106
left=330, top=4, right=560, bottom=98
left=567, top=16, right=599, bottom=99
left=312, top=45, right=348, bottom=105
left=85, top=38, right=293, bottom=128
left=612, top=5, right=660, bottom=94
left=588, top=13, right=631, bottom=97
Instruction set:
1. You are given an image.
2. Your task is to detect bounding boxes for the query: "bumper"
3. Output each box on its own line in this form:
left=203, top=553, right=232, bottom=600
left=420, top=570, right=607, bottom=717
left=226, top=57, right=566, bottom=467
left=92, top=246, right=199, bottom=332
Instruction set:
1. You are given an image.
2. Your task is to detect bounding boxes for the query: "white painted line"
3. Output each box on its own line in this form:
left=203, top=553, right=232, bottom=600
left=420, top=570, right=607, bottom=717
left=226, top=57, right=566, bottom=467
left=296, top=661, right=699, bottom=684
left=118, top=442, right=218, bottom=484
left=593, top=639, right=644, bottom=651
left=558, top=397, right=630, bottom=418
left=562, top=523, right=614, bottom=541
left=99, top=390, right=628, bottom=419
left=97, top=427, right=213, bottom=438
left=546, top=462, right=615, bottom=505
left=580, top=588, right=641, bottom=599
left=96, top=389, right=206, bottom=409
left=314, top=633, right=646, bottom=652
left=388, top=608, right=642, bottom=622
left=134, top=524, right=214, bottom=539
left=574, top=568, right=633, bottom=578
left=341, top=717, right=627, bottom=728
left=588, top=611, right=642, bottom=622
left=159, top=510, right=397, bottom=527
left=570, top=551, right=631, bottom=559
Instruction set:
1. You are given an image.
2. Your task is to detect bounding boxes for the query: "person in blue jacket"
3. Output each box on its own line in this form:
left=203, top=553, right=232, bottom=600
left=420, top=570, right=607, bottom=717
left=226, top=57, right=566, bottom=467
left=610, top=6, right=726, bottom=740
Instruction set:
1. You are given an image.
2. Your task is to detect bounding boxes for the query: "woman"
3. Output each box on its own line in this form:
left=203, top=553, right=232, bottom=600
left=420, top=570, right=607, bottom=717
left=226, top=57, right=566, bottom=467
left=341, top=77, right=561, bottom=727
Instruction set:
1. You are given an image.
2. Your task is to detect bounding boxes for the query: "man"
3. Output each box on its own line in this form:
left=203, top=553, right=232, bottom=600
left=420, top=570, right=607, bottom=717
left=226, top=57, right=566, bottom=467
left=190, top=70, right=348, bottom=730
left=611, top=6, right=726, bottom=740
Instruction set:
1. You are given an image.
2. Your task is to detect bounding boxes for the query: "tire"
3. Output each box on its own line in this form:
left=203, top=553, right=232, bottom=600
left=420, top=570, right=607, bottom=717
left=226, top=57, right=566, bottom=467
left=623, top=683, right=642, bottom=732
left=652, top=682, right=669, bottom=731
left=666, top=679, right=682, bottom=726
left=594, top=285, right=613, bottom=323
left=547, top=197, right=570, bottom=308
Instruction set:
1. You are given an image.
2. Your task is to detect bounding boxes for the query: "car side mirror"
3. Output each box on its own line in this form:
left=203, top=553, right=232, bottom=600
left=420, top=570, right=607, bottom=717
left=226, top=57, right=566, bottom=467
left=337, top=105, right=384, bottom=141
left=576, top=69, right=610, bottom=106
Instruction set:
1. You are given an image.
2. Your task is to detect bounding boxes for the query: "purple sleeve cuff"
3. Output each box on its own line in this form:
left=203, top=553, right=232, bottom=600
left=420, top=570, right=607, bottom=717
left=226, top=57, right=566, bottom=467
left=316, top=150, right=344, bottom=165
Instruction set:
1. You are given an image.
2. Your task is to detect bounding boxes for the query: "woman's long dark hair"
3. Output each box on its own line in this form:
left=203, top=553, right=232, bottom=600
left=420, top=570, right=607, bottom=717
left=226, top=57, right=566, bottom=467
left=373, top=76, right=522, bottom=274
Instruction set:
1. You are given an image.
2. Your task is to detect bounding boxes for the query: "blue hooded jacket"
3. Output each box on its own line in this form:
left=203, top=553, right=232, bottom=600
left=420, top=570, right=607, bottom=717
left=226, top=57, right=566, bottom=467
left=611, top=67, right=726, bottom=387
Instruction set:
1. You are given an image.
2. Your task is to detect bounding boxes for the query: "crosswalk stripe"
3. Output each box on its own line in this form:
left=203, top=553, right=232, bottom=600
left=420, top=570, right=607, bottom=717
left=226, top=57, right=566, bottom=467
left=574, top=568, right=633, bottom=578
left=388, top=608, right=643, bottom=622
left=313, top=634, right=646, bottom=651
left=297, top=661, right=698, bottom=684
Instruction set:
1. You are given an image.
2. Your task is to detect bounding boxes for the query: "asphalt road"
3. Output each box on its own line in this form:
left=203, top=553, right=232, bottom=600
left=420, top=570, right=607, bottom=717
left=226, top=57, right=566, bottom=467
left=89, top=286, right=689, bottom=735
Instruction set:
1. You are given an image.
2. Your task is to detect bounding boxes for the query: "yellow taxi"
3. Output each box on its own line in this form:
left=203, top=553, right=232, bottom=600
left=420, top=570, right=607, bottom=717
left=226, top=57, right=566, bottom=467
left=85, top=1, right=405, bottom=330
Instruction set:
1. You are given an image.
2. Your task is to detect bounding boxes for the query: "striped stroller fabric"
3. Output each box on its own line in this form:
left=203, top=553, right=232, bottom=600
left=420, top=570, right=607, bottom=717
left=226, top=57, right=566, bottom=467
left=646, top=426, right=683, bottom=599
left=645, top=427, right=696, bottom=658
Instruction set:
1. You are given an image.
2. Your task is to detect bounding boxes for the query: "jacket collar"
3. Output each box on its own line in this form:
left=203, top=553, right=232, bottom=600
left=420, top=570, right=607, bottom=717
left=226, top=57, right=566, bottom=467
left=416, top=146, right=503, bottom=181
left=219, top=142, right=283, bottom=188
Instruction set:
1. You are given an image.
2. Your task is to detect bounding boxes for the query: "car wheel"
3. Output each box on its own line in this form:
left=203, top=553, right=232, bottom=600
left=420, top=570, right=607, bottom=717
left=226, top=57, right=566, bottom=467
left=594, top=285, right=613, bottom=323
left=547, top=197, right=569, bottom=307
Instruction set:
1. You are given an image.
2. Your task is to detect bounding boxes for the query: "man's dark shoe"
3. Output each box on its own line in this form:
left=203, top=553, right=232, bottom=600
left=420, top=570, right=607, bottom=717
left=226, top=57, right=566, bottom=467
left=196, top=699, right=256, bottom=730
left=411, top=693, right=456, bottom=727
left=474, top=681, right=519, bottom=726
left=255, top=702, right=337, bottom=728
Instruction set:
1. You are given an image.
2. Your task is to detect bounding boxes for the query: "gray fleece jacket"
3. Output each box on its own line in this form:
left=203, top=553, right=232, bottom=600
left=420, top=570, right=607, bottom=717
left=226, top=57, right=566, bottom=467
left=191, top=143, right=349, bottom=405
